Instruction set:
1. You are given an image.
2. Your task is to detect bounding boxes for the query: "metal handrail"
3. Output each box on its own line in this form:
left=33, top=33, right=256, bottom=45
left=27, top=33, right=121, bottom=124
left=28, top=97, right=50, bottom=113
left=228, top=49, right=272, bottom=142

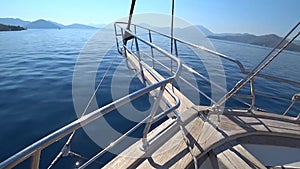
left=216, top=24, right=300, bottom=111
left=77, top=28, right=183, bottom=166
left=117, top=22, right=300, bottom=87
left=0, top=79, right=178, bottom=169
left=0, top=23, right=182, bottom=169
left=115, top=23, right=182, bottom=151
left=115, top=22, right=247, bottom=73
left=283, top=93, right=300, bottom=116
left=115, top=22, right=300, bottom=116
left=2, top=21, right=299, bottom=168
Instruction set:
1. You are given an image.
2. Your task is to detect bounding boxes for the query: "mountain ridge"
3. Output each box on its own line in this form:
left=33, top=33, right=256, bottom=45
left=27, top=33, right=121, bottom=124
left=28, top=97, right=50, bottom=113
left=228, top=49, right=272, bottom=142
left=0, top=18, right=30, bottom=27
left=1, top=17, right=299, bottom=52
left=64, top=23, right=97, bottom=29
left=0, top=18, right=97, bottom=29
left=26, top=19, right=61, bottom=29
left=208, top=33, right=300, bottom=52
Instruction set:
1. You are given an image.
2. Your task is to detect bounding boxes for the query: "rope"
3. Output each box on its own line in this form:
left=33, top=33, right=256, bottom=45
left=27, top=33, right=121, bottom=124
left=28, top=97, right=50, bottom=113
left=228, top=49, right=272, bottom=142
left=217, top=22, right=300, bottom=106
left=47, top=54, right=119, bottom=169
left=69, top=151, right=105, bottom=166
left=251, top=22, right=300, bottom=75
left=175, top=112, right=198, bottom=169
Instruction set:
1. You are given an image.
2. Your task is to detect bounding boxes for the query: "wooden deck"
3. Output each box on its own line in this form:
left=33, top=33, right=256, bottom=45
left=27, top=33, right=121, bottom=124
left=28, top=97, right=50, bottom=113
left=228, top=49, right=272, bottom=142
left=103, top=51, right=300, bottom=169
left=103, top=107, right=300, bottom=169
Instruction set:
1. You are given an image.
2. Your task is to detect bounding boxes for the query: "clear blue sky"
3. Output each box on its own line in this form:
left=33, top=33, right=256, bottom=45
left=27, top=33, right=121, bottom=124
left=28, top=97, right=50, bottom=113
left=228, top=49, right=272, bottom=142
left=1, top=0, right=299, bottom=36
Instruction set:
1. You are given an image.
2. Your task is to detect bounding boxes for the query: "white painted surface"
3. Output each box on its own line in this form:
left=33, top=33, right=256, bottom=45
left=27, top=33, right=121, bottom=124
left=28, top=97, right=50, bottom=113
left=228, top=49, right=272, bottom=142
left=243, top=144, right=300, bottom=167
left=199, top=157, right=213, bottom=169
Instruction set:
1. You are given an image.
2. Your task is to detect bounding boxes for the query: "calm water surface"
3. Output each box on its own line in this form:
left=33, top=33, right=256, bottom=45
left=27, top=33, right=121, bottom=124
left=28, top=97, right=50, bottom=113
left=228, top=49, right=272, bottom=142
left=0, top=29, right=299, bottom=168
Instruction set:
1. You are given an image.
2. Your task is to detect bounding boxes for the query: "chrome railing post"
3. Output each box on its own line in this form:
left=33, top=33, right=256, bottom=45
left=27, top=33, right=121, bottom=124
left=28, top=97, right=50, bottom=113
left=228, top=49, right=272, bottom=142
left=31, top=149, right=41, bottom=169
left=114, top=23, right=121, bottom=54
left=283, top=100, right=296, bottom=116
left=283, top=93, right=300, bottom=116
left=141, top=85, right=166, bottom=151
left=170, top=38, right=174, bottom=79
left=249, top=78, right=255, bottom=112
left=174, top=39, right=178, bottom=58
left=0, top=22, right=183, bottom=167
left=134, top=36, right=146, bottom=86
left=121, top=27, right=125, bottom=44
left=172, top=39, right=179, bottom=91
left=148, top=30, right=155, bottom=68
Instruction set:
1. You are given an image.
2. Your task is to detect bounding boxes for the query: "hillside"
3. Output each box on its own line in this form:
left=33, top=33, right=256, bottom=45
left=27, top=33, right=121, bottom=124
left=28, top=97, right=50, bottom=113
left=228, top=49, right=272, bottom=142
left=0, top=18, right=30, bottom=27
left=0, top=23, right=26, bottom=31
left=25, top=19, right=61, bottom=29
left=1, top=17, right=298, bottom=53
left=64, top=23, right=96, bottom=29
left=208, top=34, right=300, bottom=53
left=51, top=22, right=97, bottom=29
left=0, top=18, right=97, bottom=29
left=197, top=25, right=214, bottom=36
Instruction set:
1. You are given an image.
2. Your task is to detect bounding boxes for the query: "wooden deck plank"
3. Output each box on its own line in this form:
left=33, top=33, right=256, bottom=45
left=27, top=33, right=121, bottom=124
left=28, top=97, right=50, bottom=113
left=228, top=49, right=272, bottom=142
left=103, top=50, right=300, bottom=169
left=103, top=107, right=201, bottom=169
left=137, top=117, right=204, bottom=169
left=125, top=50, right=195, bottom=112
left=217, top=147, right=250, bottom=169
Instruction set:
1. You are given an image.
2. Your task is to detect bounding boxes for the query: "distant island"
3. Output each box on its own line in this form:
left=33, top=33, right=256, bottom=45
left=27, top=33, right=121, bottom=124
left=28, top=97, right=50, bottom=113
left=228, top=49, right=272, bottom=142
left=208, top=33, right=300, bottom=53
left=0, top=23, right=25, bottom=31
left=0, top=18, right=98, bottom=30
left=1, top=17, right=299, bottom=53
left=25, top=19, right=61, bottom=29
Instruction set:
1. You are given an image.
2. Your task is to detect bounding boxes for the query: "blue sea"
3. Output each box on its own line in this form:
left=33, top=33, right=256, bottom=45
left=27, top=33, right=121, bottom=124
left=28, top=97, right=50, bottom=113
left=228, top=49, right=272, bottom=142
left=0, top=29, right=299, bottom=168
